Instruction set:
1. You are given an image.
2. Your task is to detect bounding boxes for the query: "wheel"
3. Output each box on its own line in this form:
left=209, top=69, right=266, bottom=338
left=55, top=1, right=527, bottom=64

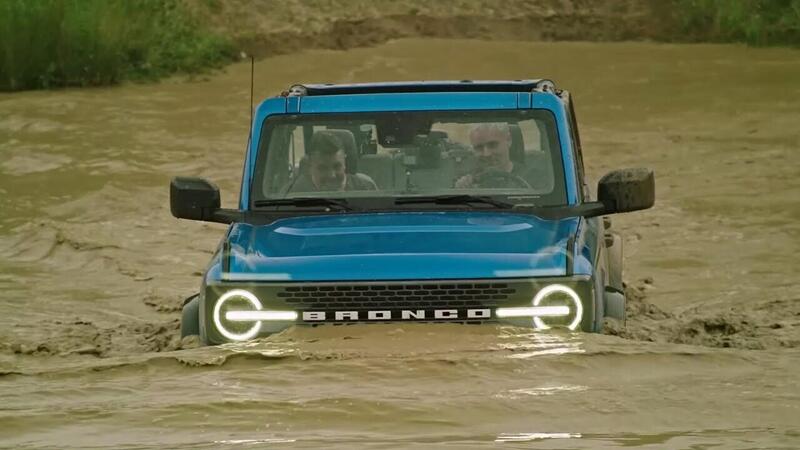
left=604, top=289, right=626, bottom=323
left=605, top=231, right=624, bottom=292
left=181, top=294, right=200, bottom=337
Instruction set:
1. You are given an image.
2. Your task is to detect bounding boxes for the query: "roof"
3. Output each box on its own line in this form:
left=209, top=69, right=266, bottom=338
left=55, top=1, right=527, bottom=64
left=283, top=79, right=556, bottom=97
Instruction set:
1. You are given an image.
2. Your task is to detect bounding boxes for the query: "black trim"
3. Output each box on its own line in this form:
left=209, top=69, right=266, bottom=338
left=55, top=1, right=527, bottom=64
left=182, top=293, right=199, bottom=307
left=565, top=235, right=575, bottom=276
left=211, top=208, right=243, bottom=224
left=276, top=280, right=517, bottom=311
left=594, top=268, right=605, bottom=332
left=291, top=80, right=552, bottom=96
left=221, top=241, right=231, bottom=273
left=564, top=92, right=587, bottom=203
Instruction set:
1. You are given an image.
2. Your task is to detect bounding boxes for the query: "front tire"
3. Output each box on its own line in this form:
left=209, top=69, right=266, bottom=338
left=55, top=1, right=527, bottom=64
left=605, top=231, right=624, bottom=292
left=181, top=295, right=200, bottom=337
left=604, top=289, right=626, bottom=323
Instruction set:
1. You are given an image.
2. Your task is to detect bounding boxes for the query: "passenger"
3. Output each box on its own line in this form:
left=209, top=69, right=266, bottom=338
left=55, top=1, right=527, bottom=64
left=454, top=123, right=535, bottom=189
left=285, top=130, right=377, bottom=192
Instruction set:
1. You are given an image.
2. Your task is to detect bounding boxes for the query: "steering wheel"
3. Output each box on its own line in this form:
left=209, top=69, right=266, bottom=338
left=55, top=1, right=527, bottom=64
left=473, top=168, right=532, bottom=189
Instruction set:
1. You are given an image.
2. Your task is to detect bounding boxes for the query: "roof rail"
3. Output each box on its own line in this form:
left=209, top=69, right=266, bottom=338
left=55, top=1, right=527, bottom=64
left=282, top=79, right=556, bottom=97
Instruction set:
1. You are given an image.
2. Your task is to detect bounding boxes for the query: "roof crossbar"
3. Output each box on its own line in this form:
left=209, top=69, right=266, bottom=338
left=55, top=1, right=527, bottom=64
left=283, top=79, right=555, bottom=97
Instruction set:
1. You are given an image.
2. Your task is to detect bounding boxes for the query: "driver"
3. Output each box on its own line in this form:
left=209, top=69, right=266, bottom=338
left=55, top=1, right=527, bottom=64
left=284, top=130, right=377, bottom=192
left=454, top=123, right=534, bottom=189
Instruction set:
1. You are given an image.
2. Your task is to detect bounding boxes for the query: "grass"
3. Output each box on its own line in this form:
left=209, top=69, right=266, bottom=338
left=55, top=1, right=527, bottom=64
left=677, top=0, right=800, bottom=46
left=0, top=0, right=235, bottom=91
left=2, top=0, right=797, bottom=92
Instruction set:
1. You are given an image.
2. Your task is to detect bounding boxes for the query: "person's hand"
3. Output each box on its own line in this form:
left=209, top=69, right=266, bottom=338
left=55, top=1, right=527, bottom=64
left=454, top=174, right=474, bottom=188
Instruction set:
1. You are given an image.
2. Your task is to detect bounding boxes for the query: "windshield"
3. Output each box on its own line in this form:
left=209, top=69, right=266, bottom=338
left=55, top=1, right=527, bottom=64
left=251, top=109, right=566, bottom=207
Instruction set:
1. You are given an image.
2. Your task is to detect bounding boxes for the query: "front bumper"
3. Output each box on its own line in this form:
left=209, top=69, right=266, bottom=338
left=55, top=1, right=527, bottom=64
left=200, top=277, right=595, bottom=344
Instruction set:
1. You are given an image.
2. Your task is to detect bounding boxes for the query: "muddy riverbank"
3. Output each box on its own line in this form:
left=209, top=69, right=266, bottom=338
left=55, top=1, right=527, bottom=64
left=190, top=0, right=676, bottom=59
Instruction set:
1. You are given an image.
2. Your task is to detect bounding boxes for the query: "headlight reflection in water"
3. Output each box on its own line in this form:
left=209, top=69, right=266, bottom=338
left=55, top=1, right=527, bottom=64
left=497, top=330, right=585, bottom=358
left=495, top=433, right=581, bottom=442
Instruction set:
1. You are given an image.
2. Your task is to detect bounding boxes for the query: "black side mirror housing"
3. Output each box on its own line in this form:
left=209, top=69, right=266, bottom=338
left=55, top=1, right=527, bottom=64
left=170, top=177, right=229, bottom=222
left=597, top=168, right=655, bottom=214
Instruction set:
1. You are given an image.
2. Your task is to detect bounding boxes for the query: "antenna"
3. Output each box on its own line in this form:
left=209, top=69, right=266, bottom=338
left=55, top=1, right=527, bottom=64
left=248, top=55, right=254, bottom=142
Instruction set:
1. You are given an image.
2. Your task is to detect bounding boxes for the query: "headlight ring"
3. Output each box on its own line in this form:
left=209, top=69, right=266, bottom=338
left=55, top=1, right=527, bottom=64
left=532, top=284, right=583, bottom=331
left=212, top=289, right=263, bottom=342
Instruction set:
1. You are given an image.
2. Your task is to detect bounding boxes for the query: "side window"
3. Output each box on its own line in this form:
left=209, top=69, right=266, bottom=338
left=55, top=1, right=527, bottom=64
left=566, top=96, right=588, bottom=200
left=259, top=125, right=293, bottom=197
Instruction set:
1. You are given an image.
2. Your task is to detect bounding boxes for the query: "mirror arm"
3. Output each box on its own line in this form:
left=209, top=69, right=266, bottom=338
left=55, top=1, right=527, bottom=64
left=210, top=208, right=243, bottom=224
left=577, top=201, right=608, bottom=218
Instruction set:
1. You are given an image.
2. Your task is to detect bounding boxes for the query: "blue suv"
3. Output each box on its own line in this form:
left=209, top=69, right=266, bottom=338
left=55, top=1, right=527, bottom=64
left=171, top=80, right=655, bottom=345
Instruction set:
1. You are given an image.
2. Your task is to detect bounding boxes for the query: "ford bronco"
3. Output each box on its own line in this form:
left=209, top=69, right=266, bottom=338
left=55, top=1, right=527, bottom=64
left=170, top=80, right=654, bottom=344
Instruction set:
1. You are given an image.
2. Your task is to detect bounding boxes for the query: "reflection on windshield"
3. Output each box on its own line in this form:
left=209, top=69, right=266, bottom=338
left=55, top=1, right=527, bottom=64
left=252, top=110, right=566, bottom=207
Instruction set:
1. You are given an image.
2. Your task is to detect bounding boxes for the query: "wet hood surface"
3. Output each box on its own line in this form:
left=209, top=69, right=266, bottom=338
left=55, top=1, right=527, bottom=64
left=224, top=212, right=579, bottom=281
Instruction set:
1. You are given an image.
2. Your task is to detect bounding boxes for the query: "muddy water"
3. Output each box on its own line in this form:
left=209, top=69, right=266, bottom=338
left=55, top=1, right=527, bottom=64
left=1, top=40, right=799, bottom=448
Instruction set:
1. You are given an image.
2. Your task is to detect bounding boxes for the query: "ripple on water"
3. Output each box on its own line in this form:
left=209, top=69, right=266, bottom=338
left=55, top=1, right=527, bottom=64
left=495, top=432, right=581, bottom=442
left=1, top=153, right=74, bottom=176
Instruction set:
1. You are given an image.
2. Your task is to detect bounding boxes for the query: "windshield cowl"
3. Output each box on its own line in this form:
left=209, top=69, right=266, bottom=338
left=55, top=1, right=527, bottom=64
left=244, top=195, right=598, bottom=225
left=252, top=194, right=526, bottom=212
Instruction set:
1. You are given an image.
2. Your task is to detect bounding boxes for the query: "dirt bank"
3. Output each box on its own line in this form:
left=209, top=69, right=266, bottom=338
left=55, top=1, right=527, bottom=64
left=188, top=0, right=677, bottom=58
left=605, top=279, right=800, bottom=350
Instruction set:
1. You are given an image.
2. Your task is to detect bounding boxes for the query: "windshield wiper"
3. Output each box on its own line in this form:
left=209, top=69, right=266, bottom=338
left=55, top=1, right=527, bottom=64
left=253, top=197, right=353, bottom=211
left=394, top=194, right=514, bottom=209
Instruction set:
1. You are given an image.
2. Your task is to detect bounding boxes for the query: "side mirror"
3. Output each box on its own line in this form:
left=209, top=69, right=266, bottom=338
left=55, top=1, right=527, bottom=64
left=597, top=168, right=655, bottom=214
left=170, top=177, right=239, bottom=223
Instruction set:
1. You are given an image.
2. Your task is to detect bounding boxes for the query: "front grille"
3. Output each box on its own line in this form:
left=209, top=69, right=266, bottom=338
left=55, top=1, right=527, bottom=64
left=276, top=282, right=517, bottom=310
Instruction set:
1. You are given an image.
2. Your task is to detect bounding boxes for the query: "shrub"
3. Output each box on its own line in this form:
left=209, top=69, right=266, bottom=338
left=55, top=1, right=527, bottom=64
left=0, top=0, right=235, bottom=91
left=677, top=0, right=800, bottom=46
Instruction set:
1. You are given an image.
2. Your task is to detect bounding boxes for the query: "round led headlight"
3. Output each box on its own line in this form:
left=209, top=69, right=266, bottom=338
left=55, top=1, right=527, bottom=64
left=213, top=289, right=263, bottom=342
left=532, top=284, right=583, bottom=331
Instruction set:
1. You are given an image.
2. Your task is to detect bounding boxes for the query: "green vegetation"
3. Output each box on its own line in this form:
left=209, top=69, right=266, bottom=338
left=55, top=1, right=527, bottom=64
left=2, top=0, right=797, bottom=92
left=677, top=0, right=800, bottom=46
left=0, top=0, right=235, bottom=91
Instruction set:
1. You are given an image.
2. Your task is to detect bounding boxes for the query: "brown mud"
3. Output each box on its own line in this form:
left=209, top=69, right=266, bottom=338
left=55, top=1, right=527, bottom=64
left=1, top=38, right=799, bottom=448
left=189, top=0, right=678, bottom=58
left=606, top=279, right=800, bottom=350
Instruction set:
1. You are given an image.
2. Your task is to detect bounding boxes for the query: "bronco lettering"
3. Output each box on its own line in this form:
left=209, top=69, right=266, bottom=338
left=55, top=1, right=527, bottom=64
left=301, top=309, right=493, bottom=321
